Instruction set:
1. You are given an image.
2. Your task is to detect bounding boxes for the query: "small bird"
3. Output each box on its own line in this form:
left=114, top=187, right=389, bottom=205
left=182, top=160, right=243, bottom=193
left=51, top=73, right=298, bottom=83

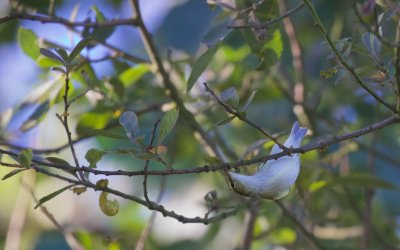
left=227, top=122, right=308, bottom=200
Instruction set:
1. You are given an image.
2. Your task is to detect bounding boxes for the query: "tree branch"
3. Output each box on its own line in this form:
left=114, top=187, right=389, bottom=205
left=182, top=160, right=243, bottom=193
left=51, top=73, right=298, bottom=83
left=240, top=200, right=260, bottom=250
left=21, top=182, right=85, bottom=250
left=57, top=69, right=84, bottom=180
left=275, top=200, right=325, bottom=250
left=303, top=0, right=395, bottom=112
left=129, top=0, right=224, bottom=160
left=0, top=103, right=161, bottom=154
left=0, top=11, right=147, bottom=64
left=2, top=115, right=398, bottom=178
left=203, top=82, right=287, bottom=150
left=29, top=164, right=249, bottom=224
left=228, top=2, right=305, bottom=29
left=0, top=12, right=139, bottom=27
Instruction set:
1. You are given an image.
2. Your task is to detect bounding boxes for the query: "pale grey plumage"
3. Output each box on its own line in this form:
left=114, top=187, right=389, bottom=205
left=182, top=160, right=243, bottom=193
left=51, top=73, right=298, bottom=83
left=228, top=122, right=308, bottom=199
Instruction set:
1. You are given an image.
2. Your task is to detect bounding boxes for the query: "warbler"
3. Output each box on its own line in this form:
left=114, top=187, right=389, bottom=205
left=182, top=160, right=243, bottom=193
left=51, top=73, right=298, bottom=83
left=227, top=122, right=308, bottom=200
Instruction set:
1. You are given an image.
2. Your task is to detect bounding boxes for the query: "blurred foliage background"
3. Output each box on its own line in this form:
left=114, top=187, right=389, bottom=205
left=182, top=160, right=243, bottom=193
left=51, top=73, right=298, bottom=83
left=1, top=0, right=400, bottom=249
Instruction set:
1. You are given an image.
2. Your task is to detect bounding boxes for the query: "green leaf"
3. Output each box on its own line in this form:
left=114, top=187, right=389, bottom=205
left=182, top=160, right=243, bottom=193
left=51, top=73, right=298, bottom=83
left=39, top=48, right=65, bottom=64
left=0, top=108, right=13, bottom=132
left=17, top=27, right=40, bottom=60
left=99, top=191, right=119, bottom=216
left=18, top=149, right=33, bottom=168
left=45, top=157, right=77, bottom=177
left=202, top=19, right=232, bottom=45
left=20, top=101, right=51, bottom=131
left=271, top=227, right=297, bottom=244
left=76, top=112, right=112, bottom=136
left=55, top=48, right=70, bottom=63
left=18, top=79, right=60, bottom=106
left=96, top=179, right=109, bottom=188
left=220, top=87, right=239, bottom=108
left=242, top=90, right=257, bottom=111
left=78, top=128, right=128, bottom=140
left=96, top=179, right=119, bottom=216
left=320, top=67, right=338, bottom=79
left=187, top=41, right=222, bottom=92
left=69, top=37, right=92, bottom=61
left=85, top=148, right=106, bottom=168
left=2, top=168, right=29, bottom=180
left=157, top=108, right=179, bottom=146
left=36, top=55, right=64, bottom=68
left=46, top=157, right=71, bottom=166
left=91, top=5, right=106, bottom=22
left=203, top=155, right=221, bottom=165
left=215, top=116, right=235, bottom=126
left=118, top=64, right=149, bottom=86
left=109, top=148, right=157, bottom=160
left=221, top=45, right=250, bottom=62
left=34, top=184, right=75, bottom=209
left=90, top=6, right=115, bottom=42
left=72, top=186, right=87, bottom=195
left=264, top=29, right=283, bottom=59
left=71, top=62, right=98, bottom=87
left=119, top=111, right=140, bottom=143
left=362, top=32, right=381, bottom=59
left=243, top=28, right=263, bottom=54
left=52, top=67, right=66, bottom=74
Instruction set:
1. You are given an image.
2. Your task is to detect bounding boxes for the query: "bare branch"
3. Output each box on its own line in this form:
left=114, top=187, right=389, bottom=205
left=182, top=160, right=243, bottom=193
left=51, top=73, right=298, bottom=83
left=57, top=70, right=84, bottom=180
left=354, top=4, right=400, bottom=48
left=129, top=0, right=224, bottom=160
left=21, top=183, right=85, bottom=250
left=0, top=103, right=161, bottom=154
left=30, top=164, right=248, bottom=224
left=303, top=0, right=395, bottom=112
left=0, top=12, right=139, bottom=27
left=143, top=119, right=160, bottom=205
left=203, top=82, right=287, bottom=150
left=395, top=18, right=400, bottom=111
left=228, top=2, right=305, bottom=29
left=2, top=115, right=398, bottom=178
left=240, top=200, right=260, bottom=250
left=275, top=200, right=325, bottom=250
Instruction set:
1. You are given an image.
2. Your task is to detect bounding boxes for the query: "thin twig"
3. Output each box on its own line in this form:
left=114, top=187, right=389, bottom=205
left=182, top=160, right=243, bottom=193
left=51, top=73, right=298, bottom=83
left=303, top=0, right=395, bottom=112
left=129, top=0, right=224, bottom=160
left=2, top=115, right=398, bottom=177
left=57, top=70, right=84, bottom=180
left=30, top=164, right=248, bottom=224
left=228, top=2, right=305, bottom=29
left=240, top=200, right=260, bottom=250
left=0, top=103, right=161, bottom=154
left=0, top=161, right=23, bottom=168
left=0, top=12, right=147, bottom=64
left=136, top=151, right=167, bottom=250
left=67, top=88, right=90, bottom=106
left=395, top=18, right=400, bottom=111
left=354, top=4, right=400, bottom=48
left=21, top=182, right=85, bottom=250
left=278, top=0, right=316, bottom=132
left=341, top=186, right=398, bottom=250
left=358, top=142, right=400, bottom=168
left=203, top=82, right=287, bottom=150
left=361, top=134, right=377, bottom=250
left=0, top=13, right=139, bottom=27
left=143, top=119, right=160, bottom=205
left=275, top=200, right=325, bottom=250
left=4, top=171, right=35, bottom=250
left=135, top=175, right=166, bottom=250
